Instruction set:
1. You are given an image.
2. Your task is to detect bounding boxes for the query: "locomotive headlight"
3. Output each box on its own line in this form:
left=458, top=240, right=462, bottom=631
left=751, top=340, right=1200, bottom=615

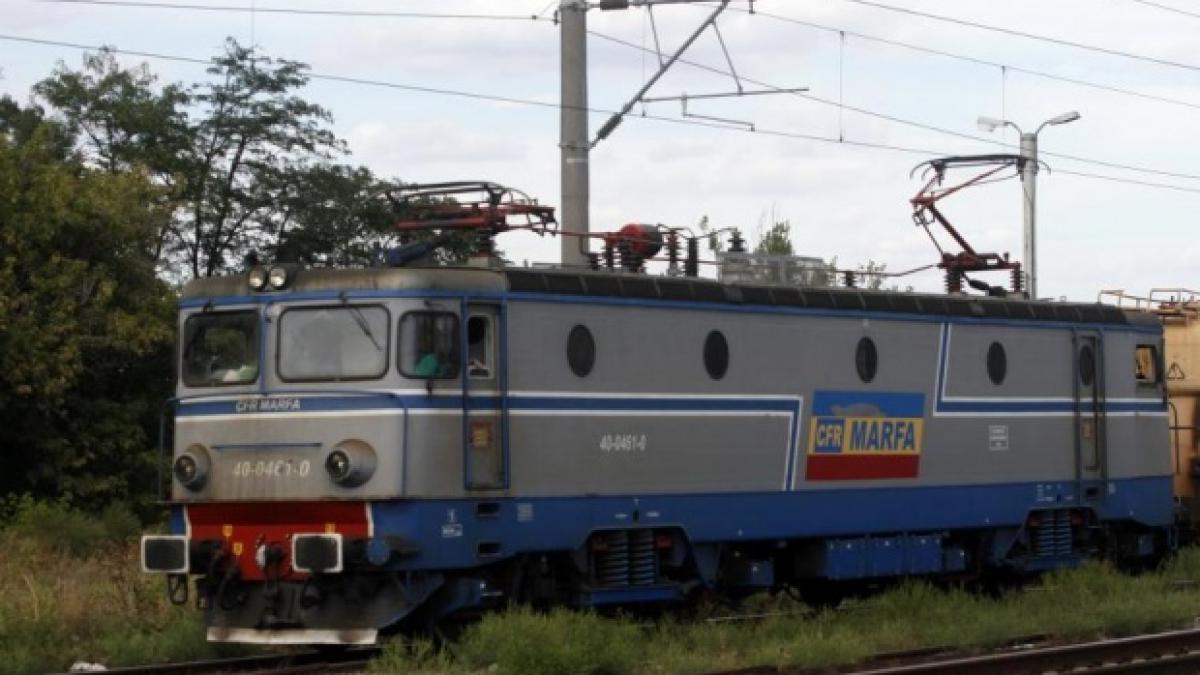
left=174, top=455, right=198, bottom=483
left=267, top=266, right=290, bottom=290
left=173, top=444, right=211, bottom=490
left=324, top=440, right=377, bottom=487
left=326, top=450, right=351, bottom=482
left=247, top=266, right=268, bottom=291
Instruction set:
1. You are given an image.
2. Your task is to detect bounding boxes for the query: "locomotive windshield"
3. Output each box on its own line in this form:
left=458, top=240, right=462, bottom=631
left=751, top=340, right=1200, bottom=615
left=181, top=311, right=260, bottom=386
left=399, top=311, right=460, bottom=379
left=278, top=305, right=389, bottom=381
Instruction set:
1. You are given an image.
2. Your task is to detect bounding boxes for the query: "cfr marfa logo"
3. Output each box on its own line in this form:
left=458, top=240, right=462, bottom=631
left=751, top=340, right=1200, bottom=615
left=812, top=417, right=921, bottom=454
left=806, top=391, right=926, bottom=481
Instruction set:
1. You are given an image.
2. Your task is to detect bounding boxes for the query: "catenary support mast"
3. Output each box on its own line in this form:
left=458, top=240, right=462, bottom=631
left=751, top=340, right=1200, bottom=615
left=559, top=0, right=795, bottom=267
left=560, top=0, right=590, bottom=268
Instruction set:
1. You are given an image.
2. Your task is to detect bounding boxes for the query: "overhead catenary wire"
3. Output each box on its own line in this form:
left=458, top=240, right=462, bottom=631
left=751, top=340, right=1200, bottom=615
left=835, top=0, right=1200, bottom=74
left=48, top=0, right=1200, bottom=113
left=587, top=29, right=1200, bottom=184
left=723, top=4, right=1200, bottom=113
left=1055, top=168, right=1200, bottom=195
left=1128, top=0, right=1200, bottom=21
left=35, top=0, right=548, bottom=21
left=3, top=32, right=1200, bottom=197
left=37, top=0, right=1200, bottom=182
left=0, top=32, right=942, bottom=152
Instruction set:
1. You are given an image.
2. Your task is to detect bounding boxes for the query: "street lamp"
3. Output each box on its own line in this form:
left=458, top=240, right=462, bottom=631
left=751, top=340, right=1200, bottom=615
left=976, top=111, right=1081, bottom=300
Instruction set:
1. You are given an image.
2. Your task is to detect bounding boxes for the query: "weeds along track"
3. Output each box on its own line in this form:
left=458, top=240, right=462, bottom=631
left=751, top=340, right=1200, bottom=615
left=49, top=648, right=380, bottom=675
left=780, top=626, right=1200, bottom=675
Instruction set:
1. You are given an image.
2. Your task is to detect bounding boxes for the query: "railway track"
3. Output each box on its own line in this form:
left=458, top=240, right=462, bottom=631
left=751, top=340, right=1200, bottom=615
left=834, top=626, right=1200, bottom=675
left=52, top=624, right=1200, bottom=674
left=52, top=648, right=380, bottom=675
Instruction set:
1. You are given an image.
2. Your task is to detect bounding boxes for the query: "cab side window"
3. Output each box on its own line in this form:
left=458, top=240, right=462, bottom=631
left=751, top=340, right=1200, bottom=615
left=399, top=311, right=460, bottom=379
left=467, top=315, right=493, bottom=379
left=1135, top=345, right=1160, bottom=385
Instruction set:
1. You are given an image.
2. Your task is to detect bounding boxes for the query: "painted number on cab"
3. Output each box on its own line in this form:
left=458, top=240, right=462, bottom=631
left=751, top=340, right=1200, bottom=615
left=600, top=434, right=647, bottom=453
left=232, top=459, right=311, bottom=478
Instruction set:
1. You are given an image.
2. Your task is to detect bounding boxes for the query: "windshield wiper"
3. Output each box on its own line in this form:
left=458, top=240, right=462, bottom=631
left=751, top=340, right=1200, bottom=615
left=346, top=305, right=383, bottom=352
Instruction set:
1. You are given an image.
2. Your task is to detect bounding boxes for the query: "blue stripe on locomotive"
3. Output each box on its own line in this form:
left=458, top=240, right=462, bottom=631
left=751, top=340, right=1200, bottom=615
left=174, top=393, right=1166, bottom=418
left=812, top=391, right=926, bottom=418
left=354, top=476, right=1174, bottom=572
left=168, top=476, right=1174, bottom=572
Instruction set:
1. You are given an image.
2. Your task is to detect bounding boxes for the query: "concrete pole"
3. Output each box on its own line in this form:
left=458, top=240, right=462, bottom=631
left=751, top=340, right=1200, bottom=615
left=560, top=0, right=590, bottom=267
left=1019, top=131, right=1038, bottom=300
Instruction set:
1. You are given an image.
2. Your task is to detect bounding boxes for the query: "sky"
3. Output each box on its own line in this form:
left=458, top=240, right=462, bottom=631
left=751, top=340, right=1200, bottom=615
left=2, top=0, right=1200, bottom=301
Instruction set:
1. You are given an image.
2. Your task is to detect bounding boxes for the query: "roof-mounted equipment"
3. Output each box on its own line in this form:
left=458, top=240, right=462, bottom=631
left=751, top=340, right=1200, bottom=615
left=910, top=154, right=1042, bottom=298
left=384, top=181, right=557, bottom=266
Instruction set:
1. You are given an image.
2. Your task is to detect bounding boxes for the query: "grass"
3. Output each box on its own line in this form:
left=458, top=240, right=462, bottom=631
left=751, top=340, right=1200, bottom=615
left=0, top=500, right=248, bottom=675
left=369, top=549, right=1200, bottom=675
left=6, top=499, right=1200, bottom=675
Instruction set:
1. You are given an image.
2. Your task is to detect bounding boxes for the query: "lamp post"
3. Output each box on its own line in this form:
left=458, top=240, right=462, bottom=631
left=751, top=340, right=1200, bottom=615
left=977, top=111, right=1080, bottom=300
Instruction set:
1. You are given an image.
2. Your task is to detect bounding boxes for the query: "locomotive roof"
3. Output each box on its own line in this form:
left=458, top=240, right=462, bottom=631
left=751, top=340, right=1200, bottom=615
left=181, top=267, right=509, bottom=299
left=182, top=266, right=1156, bottom=327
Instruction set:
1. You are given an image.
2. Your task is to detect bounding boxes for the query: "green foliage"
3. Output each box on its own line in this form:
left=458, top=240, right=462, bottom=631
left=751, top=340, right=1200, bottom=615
left=179, top=40, right=345, bottom=277
left=369, top=638, right=455, bottom=674
left=2, top=497, right=139, bottom=557
left=858, top=259, right=888, bottom=290
left=5, top=41, right=411, bottom=511
left=100, top=501, right=143, bottom=542
left=367, top=557, right=1200, bottom=674
left=754, top=220, right=794, bottom=256
left=457, top=607, right=641, bottom=675
left=0, top=114, right=175, bottom=512
left=273, top=164, right=398, bottom=266
left=33, top=40, right=393, bottom=279
left=0, top=527, right=248, bottom=674
left=33, top=51, right=190, bottom=178
left=0, top=96, right=74, bottom=156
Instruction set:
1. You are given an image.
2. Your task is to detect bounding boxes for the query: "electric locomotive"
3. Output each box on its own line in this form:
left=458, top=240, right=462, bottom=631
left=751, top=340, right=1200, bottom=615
left=141, top=182, right=1175, bottom=645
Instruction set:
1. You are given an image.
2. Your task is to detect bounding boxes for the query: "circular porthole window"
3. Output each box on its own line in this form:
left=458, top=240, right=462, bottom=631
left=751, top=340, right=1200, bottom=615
left=1079, top=344, right=1096, bottom=386
left=987, top=342, right=1007, bottom=385
left=856, top=337, right=878, bottom=383
left=704, top=331, right=729, bottom=380
left=566, top=325, right=595, bottom=378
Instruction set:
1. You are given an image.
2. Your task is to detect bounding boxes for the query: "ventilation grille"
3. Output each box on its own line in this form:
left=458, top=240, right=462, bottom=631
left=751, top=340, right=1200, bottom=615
left=596, top=530, right=658, bottom=587
left=1034, top=510, right=1073, bottom=558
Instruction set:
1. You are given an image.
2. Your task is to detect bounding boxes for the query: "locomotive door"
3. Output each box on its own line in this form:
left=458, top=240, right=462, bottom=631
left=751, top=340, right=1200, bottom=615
left=461, top=302, right=508, bottom=490
left=1073, top=331, right=1108, bottom=496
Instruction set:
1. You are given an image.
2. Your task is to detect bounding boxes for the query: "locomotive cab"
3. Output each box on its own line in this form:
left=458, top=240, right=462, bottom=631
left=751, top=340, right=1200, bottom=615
left=142, top=266, right=514, bottom=643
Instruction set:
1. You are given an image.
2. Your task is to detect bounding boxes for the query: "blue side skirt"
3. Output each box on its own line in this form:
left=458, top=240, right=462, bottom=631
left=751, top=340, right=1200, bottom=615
left=365, top=476, right=1175, bottom=571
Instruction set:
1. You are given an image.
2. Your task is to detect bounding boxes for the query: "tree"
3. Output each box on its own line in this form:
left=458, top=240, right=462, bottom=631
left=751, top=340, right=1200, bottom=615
left=33, top=53, right=191, bottom=265
left=33, top=52, right=190, bottom=178
left=755, top=220, right=794, bottom=256
left=858, top=260, right=887, bottom=290
left=180, top=40, right=344, bottom=278
left=271, top=164, right=398, bottom=266
left=0, top=96, right=74, bottom=156
left=34, top=40, right=349, bottom=279
left=0, top=109, right=175, bottom=511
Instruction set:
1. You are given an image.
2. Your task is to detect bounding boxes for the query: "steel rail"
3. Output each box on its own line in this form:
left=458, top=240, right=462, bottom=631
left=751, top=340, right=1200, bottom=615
left=840, top=626, right=1200, bottom=675
left=49, top=648, right=380, bottom=675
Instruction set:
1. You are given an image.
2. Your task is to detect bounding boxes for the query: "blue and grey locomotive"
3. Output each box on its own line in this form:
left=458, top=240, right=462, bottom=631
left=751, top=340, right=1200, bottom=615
left=141, top=185, right=1174, bottom=645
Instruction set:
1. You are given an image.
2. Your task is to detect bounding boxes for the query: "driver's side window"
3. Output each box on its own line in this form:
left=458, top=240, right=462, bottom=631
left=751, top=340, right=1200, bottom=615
left=398, top=311, right=460, bottom=380
left=467, top=315, right=493, bottom=379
